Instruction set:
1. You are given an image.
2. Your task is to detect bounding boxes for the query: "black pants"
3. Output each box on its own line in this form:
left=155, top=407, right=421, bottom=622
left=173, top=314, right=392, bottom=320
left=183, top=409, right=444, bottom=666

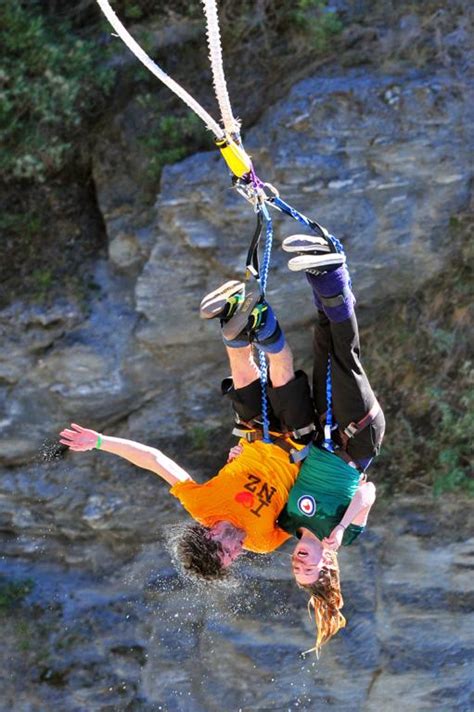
left=312, top=310, right=385, bottom=462
left=224, top=314, right=385, bottom=461
left=222, top=369, right=315, bottom=442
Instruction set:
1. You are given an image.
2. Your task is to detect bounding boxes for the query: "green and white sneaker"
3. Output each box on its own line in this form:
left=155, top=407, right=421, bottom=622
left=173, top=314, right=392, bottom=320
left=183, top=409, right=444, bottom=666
left=199, top=280, right=245, bottom=321
left=282, top=233, right=345, bottom=274
left=221, top=277, right=261, bottom=342
left=247, top=302, right=269, bottom=332
left=200, top=279, right=262, bottom=341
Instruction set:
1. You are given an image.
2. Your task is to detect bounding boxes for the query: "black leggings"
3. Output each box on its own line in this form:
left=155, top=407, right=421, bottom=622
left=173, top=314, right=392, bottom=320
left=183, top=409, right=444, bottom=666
left=222, top=369, right=315, bottom=441
left=312, top=310, right=385, bottom=462
left=224, top=313, right=385, bottom=461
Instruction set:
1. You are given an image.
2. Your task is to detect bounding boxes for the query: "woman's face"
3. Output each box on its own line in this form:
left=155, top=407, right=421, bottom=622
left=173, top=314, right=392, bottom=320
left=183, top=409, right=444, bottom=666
left=291, top=536, right=325, bottom=585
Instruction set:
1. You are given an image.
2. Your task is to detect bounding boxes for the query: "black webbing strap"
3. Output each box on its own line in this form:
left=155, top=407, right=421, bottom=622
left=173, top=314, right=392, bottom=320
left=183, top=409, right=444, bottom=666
left=320, top=286, right=352, bottom=308
left=245, top=209, right=263, bottom=279
left=232, top=428, right=311, bottom=464
left=333, top=449, right=363, bottom=472
left=343, top=400, right=381, bottom=439
left=272, top=437, right=310, bottom=464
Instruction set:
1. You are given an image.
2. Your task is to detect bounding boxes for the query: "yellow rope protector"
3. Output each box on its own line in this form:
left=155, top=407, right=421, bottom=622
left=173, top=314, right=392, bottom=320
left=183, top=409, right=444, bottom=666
left=216, top=137, right=253, bottom=178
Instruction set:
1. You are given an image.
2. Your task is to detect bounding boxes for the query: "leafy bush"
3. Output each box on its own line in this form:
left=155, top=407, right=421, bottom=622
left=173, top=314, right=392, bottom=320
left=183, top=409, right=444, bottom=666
left=364, top=213, right=473, bottom=496
left=432, top=383, right=474, bottom=496
left=0, top=0, right=115, bottom=183
left=0, top=576, right=34, bottom=612
left=216, top=0, right=343, bottom=53
left=290, top=0, right=343, bottom=51
left=138, top=103, right=209, bottom=182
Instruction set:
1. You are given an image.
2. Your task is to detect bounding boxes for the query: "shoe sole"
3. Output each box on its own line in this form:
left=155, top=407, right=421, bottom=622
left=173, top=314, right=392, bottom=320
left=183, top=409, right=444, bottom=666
left=288, top=254, right=346, bottom=272
left=222, top=281, right=262, bottom=341
left=282, top=234, right=331, bottom=253
left=200, top=280, right=244, bottom=319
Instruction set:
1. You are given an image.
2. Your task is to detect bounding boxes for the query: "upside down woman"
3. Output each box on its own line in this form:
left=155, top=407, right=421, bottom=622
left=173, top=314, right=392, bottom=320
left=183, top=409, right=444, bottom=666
left=60, top=227, right=384, bottom=654
left=276, top=228, right=385, bottom=652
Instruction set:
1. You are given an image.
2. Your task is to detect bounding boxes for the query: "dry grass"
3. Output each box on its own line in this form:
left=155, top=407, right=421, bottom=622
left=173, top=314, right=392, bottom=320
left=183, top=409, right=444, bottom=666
left=363, top=213, right=473, bottom=495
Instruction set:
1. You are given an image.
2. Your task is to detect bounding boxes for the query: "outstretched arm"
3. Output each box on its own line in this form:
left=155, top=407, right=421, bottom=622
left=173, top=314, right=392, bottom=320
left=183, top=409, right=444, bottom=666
left=59, top=423, right=193, bottom=487
left=322, top=482, right=376, bottom=550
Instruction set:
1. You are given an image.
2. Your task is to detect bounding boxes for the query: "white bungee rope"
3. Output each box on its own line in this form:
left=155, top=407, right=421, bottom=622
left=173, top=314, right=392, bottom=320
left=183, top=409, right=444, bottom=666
left=201, top=0, right=240, bottom=138
left=94, top=0, right=335, bottom=446
left=96, top=0, right=224, bottom=139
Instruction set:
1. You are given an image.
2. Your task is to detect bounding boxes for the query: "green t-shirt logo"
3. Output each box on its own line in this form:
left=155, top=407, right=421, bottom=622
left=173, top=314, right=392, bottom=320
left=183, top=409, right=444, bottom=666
left=297, top=495, right=316, bottom=517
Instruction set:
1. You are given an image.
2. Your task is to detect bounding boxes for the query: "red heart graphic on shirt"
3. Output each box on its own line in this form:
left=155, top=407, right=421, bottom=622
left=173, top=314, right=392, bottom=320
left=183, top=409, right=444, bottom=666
left=235, top=491, right=254, bottom=508
left=297, top=495, right=316, bottom=516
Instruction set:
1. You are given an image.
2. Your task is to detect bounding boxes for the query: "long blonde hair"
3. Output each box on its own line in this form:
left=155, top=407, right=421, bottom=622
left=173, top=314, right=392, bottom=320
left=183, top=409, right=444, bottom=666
left=301, top=550, right=346, bottom=655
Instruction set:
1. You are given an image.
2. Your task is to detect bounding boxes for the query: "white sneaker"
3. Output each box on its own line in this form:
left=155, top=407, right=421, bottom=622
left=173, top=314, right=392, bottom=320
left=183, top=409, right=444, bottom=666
left=282, top=234, right=345, bottom=273
left=199, top=280, right=244, bottom=320
left=287, top=252, right=346, bottom=272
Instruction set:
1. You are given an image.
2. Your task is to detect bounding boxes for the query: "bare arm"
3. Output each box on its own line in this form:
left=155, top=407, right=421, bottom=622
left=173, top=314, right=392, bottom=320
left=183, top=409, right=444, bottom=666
left=340, top=481, right=376, bottom=528
left=323, top=482, right=376, bottom=550
left=59, top=423, right=193, bottom=487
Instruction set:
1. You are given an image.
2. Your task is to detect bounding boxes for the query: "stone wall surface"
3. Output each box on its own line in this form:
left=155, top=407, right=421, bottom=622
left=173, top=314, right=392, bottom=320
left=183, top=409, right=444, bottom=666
left=1, top=486, right=473, bottom=711
left=1, top=30, right=473, bottom=712
left=0, top=65, right=472, bottom=467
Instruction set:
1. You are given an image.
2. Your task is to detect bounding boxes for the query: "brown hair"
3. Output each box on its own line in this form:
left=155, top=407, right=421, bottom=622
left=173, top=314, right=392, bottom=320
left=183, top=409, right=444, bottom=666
left=299, top=550, right=346, bottom=655
left=175, top=523, right=228, bottom=581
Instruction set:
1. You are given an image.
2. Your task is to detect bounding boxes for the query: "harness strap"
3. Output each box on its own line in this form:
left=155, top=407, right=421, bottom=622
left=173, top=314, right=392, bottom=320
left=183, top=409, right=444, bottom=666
left=232, top=428, right=312, bottom=464
left=233, top=422, right=315, bottom=442
left=232, top=426, right=262, bottom=441
left=269, top=436, right=311, bottom=464
left=343, top=400, right=381, bottom=439
left=333, top=449, right=363, bottom=472
left=292, top=423, right=317, bottom=439
left=245, top=210, right=263, bottom=279
left=289, top=445, right=311, bottom=463
left=320, top=287, right=352, bottom=308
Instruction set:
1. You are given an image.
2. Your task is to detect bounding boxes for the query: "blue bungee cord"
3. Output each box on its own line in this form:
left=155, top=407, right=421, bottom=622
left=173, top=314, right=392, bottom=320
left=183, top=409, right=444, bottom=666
left=256, top=200, right=274, bottom=443
left=260, top=195, right=345, bottom=452
left=97, top=0, right=345, bottom=452
left=323, top=357, right=335, bottom=452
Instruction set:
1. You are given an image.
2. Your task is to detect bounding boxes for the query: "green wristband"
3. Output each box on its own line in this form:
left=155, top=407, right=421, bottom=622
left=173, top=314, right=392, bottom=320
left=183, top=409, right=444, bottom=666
left=96, top=434, right=103, bottom=449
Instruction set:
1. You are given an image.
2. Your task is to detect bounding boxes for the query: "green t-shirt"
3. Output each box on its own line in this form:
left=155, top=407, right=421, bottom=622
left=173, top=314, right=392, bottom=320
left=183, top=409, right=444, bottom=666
left=277, top=445, right=364, bottom=545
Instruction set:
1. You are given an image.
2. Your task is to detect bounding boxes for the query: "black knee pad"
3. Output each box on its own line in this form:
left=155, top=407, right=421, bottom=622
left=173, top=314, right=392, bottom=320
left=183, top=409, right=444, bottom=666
left=266, top=370, right=315, bottom=437
left=221, top=377, right=263, bottom=423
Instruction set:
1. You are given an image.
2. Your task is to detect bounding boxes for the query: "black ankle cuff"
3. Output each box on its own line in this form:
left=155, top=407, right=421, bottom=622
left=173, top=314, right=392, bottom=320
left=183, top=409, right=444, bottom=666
left=266, top=370, right=315, bottom=434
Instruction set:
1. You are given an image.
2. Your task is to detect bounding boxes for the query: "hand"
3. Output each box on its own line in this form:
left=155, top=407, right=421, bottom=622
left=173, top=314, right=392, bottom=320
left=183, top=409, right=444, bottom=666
left=322, top=524, right=345, bottom=551
left=227, top=444, right=244, bottom=462
left=59, top=423, right=100, bottom=452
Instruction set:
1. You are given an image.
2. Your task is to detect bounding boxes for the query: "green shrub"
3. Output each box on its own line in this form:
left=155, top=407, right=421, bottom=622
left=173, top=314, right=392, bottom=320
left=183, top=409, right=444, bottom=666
left=0, top=576, right=34, bottom=612
left=432, top=382, right=474, bottom=495
left=363, top=213, right=473, bottom=496
left=290, top=0, right=343, bottom=51
left=189, top=425, right=211, bottom=451
left=0, top=0, right=115, bottom=183
left=0, top=211, right=42, bottom=241
left=138, top=106, right=209, bottom=182
left=216, top=0, right=343, bottom=54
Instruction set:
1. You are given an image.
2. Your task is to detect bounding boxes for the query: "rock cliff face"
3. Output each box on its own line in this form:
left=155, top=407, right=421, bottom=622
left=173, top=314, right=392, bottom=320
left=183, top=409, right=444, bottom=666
left=1, top=13, right=473, bottom=711
left=1, top=65, right=472, bottom=467
left=1, top=493, right=473, bottom=711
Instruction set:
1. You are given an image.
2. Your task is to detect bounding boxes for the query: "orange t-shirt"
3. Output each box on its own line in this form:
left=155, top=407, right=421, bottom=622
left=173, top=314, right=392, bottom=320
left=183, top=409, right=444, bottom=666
left=170, top=438, right=302, bottom=553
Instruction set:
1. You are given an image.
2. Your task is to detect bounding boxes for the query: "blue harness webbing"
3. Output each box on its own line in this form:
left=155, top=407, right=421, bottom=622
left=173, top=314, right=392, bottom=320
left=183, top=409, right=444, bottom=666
left=256, top=201, right=273, bottom=443
left=249, top=193, right=346, bottom=449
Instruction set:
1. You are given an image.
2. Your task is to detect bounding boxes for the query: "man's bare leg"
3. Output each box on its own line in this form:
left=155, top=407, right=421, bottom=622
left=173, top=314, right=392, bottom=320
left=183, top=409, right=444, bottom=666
left=223, top=302, right=314, bottom=437
left=225, top=342, right=295, bottom=390
left=266, top=342, right=295, bottom=387
left=225, top=345, right=259, bottom=390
